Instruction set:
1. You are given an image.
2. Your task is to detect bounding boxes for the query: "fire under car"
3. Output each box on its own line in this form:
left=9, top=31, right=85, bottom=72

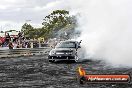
left=48, top=40, right=82, bottom=62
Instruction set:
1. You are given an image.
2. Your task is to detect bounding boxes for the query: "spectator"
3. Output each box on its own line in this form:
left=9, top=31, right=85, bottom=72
left=18, top=31, right=22, bottom=38
left=8, top=42, right=13, bottom=49
left=5, top=33, right=11, bottom=45
left=26, top=42, right=31, bottom=48
left=22, top=42, right=25, bottom=48
left=16, top=43, right=20, bottom=48
left=0, top=40, right=2, bottom=47
left=13, top=42, right=17, bottom=49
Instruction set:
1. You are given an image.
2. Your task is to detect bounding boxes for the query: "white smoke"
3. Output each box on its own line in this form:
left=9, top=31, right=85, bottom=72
left=51, top=0, right=132, bottom=66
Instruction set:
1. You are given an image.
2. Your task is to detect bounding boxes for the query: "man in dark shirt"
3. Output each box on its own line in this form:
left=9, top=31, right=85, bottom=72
left=18, top=31, right=22, bottom=38
left=9, top=42, right=13, bottom=49
left=5, top=33, right=11, bottom=45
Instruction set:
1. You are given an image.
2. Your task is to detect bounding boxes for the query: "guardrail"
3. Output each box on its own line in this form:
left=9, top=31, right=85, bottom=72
left=0, top=47, right=51, bottom=58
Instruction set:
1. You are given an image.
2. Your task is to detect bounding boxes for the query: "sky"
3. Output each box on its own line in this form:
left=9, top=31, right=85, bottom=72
left=0, top=0, right=64, bottom=31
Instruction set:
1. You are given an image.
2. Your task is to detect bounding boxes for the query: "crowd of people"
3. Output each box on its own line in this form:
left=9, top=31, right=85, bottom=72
left=0, top=31, right=64, bottom=49
left=0, top=31, right=31, bottom=49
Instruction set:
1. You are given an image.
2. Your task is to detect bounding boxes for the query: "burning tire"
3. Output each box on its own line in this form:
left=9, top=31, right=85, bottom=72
left=49, top=60, right=55, bottom=63
left=79, top=76, right=86, bottom=84
left=77, top=66, right=87, bottom=84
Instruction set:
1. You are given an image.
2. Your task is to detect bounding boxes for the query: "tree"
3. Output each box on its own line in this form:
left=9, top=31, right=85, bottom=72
left=41, top=10, right=76, bottom=39
left=21, top=23, right=35, bottom=38
left=43, top=10, right=71, bottom=29
left=21, top=10, right=77, bottom=39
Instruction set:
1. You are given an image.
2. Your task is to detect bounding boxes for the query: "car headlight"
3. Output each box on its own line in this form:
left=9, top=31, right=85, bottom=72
left=66, top=50, right=74, bottom=55
left=49, top=50, right=56, bottom=55
left=66, top=52, right=72, bottom=55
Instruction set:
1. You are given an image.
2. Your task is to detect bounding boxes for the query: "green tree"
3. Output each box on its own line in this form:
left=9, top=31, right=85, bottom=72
left=21, top=23, right=35, bottom=38
left=41, top=10, right=76, bottom=38
left=21, top=10, right=77, bottom=39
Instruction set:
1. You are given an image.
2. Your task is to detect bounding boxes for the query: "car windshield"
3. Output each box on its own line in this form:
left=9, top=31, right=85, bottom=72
left=56, top=41, right=76, bottom=48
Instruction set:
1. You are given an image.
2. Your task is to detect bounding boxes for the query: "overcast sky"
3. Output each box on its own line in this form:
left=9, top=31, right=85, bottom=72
left=0, top=0, right=65, bottom=31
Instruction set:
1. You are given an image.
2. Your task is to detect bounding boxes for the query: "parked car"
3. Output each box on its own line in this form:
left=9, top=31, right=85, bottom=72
left=48, top=40, right=82, bottom=62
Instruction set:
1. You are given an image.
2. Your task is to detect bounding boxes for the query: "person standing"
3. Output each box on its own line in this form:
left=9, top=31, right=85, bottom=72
left=18, top=31, right=22, bottom=38
left=8, top=42, right=13, bottom=49
left=5, top=33, right=11, bottom=45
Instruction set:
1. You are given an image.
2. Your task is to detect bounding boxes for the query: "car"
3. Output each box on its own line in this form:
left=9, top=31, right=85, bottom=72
left=48, top=40, right=82, bottom=62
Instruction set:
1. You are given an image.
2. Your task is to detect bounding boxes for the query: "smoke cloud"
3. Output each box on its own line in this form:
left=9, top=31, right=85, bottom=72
left=53, top=0, right=132, bottom=67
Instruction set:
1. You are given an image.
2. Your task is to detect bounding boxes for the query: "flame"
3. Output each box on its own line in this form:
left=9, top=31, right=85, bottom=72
left=78, top=66, right=86, bottom=76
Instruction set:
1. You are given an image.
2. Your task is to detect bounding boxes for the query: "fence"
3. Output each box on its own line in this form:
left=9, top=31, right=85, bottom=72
left=0, top=47, right=51, bottom=58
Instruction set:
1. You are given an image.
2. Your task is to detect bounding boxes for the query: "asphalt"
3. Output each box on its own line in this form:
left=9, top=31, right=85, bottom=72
left=0, top=55, right=132, bottom=88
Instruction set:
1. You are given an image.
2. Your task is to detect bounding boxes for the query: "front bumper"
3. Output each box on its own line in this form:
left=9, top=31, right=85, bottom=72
left=48, top=55, right=75, bottom=61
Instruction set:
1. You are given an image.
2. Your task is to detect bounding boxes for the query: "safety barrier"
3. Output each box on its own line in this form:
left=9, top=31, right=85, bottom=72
left=0, top=47, right=51, bottom=58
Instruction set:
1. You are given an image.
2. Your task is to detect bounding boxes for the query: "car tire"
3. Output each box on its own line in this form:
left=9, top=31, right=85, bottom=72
left=79, top=76, right=86, bottom=84
left=49, top=60, right=54, bottom=63
left=74, top=55, right=79, bottom=62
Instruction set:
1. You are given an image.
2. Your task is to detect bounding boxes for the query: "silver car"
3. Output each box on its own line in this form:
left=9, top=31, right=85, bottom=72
left=48, top=40, right=82, bottom=62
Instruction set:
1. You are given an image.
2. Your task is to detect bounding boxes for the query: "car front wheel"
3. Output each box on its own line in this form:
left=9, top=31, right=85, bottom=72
left=49, top=60, right=55, bottom=63
left=74, top=55, right=79, bottom=62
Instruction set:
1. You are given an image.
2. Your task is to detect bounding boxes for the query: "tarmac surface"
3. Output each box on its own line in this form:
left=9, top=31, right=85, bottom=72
left=0, top=55, right=132, bottom=88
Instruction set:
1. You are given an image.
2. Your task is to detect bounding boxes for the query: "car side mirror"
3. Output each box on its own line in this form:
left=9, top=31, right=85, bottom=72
left=78, top=45, right=81, bottom=48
